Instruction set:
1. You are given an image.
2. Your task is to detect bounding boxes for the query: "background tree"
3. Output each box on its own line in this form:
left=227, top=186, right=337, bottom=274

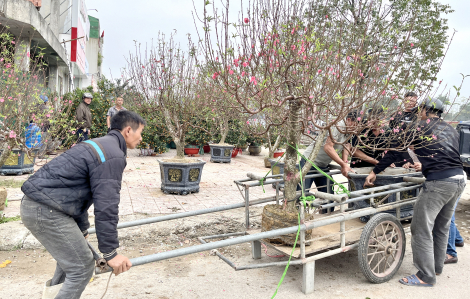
left=0, top=31, right=74, bottom=167
left=125, top=33, right=201, bottom=159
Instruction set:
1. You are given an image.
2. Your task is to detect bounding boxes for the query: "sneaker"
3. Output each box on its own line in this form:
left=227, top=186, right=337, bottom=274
left=444, top=256, right=458, bottom=264
left=456, top=242, right=464, bottom=247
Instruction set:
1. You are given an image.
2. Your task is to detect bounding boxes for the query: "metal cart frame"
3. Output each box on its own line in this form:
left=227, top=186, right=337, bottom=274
left=91, top=169, right=423, bottom=294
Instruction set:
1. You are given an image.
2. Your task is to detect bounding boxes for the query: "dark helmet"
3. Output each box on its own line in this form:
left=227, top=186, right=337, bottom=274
left=418, top=98, right=444, bottom=114
left=82, top=92, right=93, bottom=100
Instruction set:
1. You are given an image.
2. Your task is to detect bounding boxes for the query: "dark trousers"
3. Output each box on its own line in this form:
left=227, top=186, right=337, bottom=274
left=20, top=197, right=94, bottom=298
left=296, top=158, right=334, bottom=213
left=411, top=176, right=465, bottom=284
left=76, top=129, right=89, bottom=143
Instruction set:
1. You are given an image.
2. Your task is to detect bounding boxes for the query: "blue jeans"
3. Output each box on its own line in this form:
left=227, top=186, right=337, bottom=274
left=447, top=198, right=464, bottom=257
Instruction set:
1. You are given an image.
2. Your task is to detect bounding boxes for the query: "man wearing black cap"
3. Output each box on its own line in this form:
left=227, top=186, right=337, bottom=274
left=76, top=93, right=93, bottom=142
left=364, top=98, right=465, bottom=287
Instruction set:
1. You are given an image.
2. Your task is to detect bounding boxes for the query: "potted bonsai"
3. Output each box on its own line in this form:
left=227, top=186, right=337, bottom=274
left=247, top=135, right=265, bottom=156
left=126, top=33, right=205, bottom=195
left=200, top=91, right=241, bottom=163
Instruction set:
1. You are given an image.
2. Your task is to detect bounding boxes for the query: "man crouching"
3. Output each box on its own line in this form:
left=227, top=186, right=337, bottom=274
left=20, top=110, right=146, bottom=298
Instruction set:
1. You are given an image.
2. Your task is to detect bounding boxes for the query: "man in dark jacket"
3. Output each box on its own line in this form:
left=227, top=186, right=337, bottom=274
left=20, top=110, right=146, bottom=298
left=389, top=91, right=419, bottom=130
left=76, top=92, right=93, bottom=142
left=364, top=99, right=465, bottom=287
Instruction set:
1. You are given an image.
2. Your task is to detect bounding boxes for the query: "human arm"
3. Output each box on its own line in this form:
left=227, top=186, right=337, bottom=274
left=107, top=116, right=111, bottom=128
left=353, top=148, right=379, bottom=165
left=411, top=162, right=422, bottom=171
left=372, top=150, right=400, bottom=174
left=76, top=105, right=86, bottom=130
left=89, top=156, right=127, bottom=261
left=324, top=137, right=354, bottom=177
left=107, top=255, right=132, bottom=275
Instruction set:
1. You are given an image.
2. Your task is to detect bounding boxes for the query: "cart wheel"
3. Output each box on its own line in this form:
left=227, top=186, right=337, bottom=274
left=358, top=213, right=406, bottom=283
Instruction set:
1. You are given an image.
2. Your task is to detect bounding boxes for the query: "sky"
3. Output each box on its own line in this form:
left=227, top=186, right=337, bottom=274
left=88, top=0, right=470, bottom=104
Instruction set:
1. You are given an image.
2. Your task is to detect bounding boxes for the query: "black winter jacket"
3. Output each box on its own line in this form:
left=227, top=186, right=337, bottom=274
left=21, top=130, right=127, bottom=260
left=373, top=118, right=463, bottom=180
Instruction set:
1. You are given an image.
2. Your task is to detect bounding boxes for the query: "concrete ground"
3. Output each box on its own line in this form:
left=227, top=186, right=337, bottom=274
left=1, top=148, right=469, bottom=298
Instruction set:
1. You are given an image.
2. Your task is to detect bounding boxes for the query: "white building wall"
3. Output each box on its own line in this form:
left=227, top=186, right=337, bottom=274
left=86, top=38, right=99, bottom=75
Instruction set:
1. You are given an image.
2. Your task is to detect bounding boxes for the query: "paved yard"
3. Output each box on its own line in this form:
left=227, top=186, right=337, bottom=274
left=1, top=148, right=281, bottom=217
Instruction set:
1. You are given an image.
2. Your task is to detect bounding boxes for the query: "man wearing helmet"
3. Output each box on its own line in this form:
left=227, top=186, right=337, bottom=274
left=76, top=93, right=93, bottom=142
left=364, top=98, right=465, bottom=287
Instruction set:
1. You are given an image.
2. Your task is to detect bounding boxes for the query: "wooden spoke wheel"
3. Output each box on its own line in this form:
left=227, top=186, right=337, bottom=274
left=358, top=213, right=406, bottom=283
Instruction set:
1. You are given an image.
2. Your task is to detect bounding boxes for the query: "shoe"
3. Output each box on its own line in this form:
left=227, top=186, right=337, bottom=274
left=456, top=242, right=464, bottom=247
left=444, top=256, right=458, bottom=264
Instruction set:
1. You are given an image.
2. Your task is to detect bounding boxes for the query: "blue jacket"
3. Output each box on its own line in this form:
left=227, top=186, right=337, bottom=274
left=21, top=130, right=127, bottom=260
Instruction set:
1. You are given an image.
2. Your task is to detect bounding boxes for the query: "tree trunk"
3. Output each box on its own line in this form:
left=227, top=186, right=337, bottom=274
left=219, top=118, right=229, bottom=144
left=173, top=135, right=185, bottom=159
left=283, top=99, right=303, bottom=213
left=161, top=108, right=185, bottom=159
left=268, top=134, right=282, bottom=159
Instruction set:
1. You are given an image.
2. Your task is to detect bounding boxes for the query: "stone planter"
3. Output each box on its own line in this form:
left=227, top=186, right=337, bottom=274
left=158, top=159, right=206, bottom=195
left=0, top=149, right=37, bottom=176
left=248, top=145, right=261, bottom=156
left=210, top=144, right=234, bottom=163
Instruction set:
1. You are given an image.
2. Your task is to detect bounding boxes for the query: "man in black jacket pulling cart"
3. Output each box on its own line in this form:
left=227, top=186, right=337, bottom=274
left=364, top=98, right=465, bottom=287
left=20, top=110, right=146, bottom=298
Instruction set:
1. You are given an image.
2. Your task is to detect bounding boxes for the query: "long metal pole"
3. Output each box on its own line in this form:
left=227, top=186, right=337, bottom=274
left=300, top=204, right=306, bottom=259
left=245, top=186, right=250, bottom=228
left=239, top=170, right=341, bottom=187
left=88, top=196, right=276, bottom=234
left=340, top=199, right=346, bottom=247
left=348, top=182, right=414, bottom=196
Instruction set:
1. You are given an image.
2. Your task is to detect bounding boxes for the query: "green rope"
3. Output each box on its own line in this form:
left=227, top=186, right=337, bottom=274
left=287, top=143, right=350, bottom=197
left=269, top=143, right=350, bottom=298
left=296, top=144, right=316, bottom=208
left=270, top=213, right=301, bottom=299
